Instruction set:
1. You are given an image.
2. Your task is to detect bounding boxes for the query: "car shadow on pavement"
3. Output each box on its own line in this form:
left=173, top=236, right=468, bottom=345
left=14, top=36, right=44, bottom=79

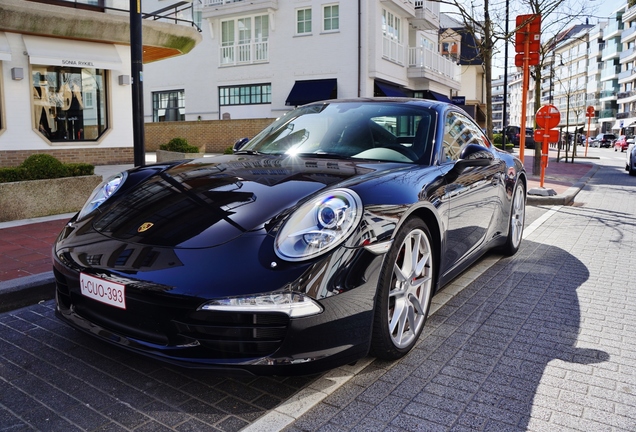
left=295, top=238, right=611, bottom=431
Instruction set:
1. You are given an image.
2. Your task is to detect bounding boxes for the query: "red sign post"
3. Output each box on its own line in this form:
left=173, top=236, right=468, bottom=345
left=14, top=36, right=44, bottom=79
left=534, top=104, right=561, bottom=188
left=515, top=14, right=541, bottom=164
left=585, top=106, right=594, bottom=157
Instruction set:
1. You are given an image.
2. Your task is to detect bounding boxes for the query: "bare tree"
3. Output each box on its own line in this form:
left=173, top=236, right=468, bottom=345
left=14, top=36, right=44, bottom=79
left=441, top=0, right=597, bottom=174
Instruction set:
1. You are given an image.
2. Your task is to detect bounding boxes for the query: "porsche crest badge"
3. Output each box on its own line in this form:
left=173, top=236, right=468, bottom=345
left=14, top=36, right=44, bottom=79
left=138, top=222, right=154, bottom=233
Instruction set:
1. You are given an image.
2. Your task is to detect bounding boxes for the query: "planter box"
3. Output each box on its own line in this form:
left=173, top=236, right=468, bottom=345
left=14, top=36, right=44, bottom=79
left=0, top=175, right=102, bottom=222
left=156, top=149, right=205, bottom=162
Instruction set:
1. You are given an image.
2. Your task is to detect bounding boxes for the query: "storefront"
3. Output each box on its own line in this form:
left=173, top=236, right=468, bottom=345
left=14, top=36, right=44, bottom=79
left=0, top=0, right=201, bottom=168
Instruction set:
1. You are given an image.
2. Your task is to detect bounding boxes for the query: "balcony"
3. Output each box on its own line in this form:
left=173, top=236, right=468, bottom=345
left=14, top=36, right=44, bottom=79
left=600, top=89, right=616, bottom=99
left=220, top=40, right=268, bottom=65
left=618, top=67, right=636, bottom=84
left=599, top=108, right=617, bottom=118
left=202, top=0, right=278, bottom=19
left=603, top=20, right=623, bottom=39
left=383, top=36, right=405, bottom=65
left=620, top=46, right=636, bottom=64
left=410, top=1, right=440, bottom=31
left=621, top=25, right=636, bottom=44
left=380, top=0, right=415, bottom=16
left=407, top=46, right=460, bottom=88
left=600, top=64, right=620, bottom=81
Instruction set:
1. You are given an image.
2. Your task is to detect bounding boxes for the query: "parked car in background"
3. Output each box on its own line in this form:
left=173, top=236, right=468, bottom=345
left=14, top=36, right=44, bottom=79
left=593, top=133, right=617, bottom=148
left=504, top=126, right=535, bottom=149
left=626, top=140, right=636, bottom=176
left=614, top=135, right=632, bottom=152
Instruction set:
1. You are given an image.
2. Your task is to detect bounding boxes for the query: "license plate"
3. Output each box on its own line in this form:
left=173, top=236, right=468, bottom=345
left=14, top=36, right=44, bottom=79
left=80, top=273, right=126, bottom=309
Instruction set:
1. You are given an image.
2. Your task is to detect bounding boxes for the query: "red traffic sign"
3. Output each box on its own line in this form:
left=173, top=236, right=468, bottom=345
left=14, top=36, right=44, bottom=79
left=515, top=52, right=540, bottom=67
left=534, top=129, right=560, bottom=143
left=515, top=33, right=541, bottom=53
left=586, top=106, right=595, bottom=118
left=516, top=14, right=541, bottom=34
left=535, top=104, right=560, bottom=129
left=515, top=14, right=541, bottom=53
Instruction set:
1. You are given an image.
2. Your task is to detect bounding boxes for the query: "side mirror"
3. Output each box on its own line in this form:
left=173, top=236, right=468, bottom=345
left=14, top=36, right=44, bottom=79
left=445, top=144, right=493, bottom=181
left=233, top=137, right=250, bottom=153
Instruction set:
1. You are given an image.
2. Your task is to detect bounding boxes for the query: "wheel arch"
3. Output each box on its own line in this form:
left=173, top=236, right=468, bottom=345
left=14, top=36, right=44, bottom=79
left=398, top=206, right=443, bottom=293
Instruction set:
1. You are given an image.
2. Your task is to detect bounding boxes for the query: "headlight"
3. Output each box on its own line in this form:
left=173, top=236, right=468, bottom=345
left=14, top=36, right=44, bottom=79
left=199, top=291, right=323, bottom=318
left=275, top=188, right=362, bottom=261
left=77, top=172, right=127, bottom=220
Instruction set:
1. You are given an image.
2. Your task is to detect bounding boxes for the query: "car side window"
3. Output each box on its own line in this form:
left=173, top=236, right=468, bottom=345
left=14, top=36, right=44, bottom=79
left=442, top=111, right=488, bottom=163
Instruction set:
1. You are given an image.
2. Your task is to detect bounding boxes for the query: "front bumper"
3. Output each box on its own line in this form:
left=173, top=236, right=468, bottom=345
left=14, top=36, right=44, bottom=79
left=53, top=238, right=384, bottom=375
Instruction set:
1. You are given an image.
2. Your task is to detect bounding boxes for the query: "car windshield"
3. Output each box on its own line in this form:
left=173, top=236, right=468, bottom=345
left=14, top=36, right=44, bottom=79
left=240, top=101, right=437, bottom=164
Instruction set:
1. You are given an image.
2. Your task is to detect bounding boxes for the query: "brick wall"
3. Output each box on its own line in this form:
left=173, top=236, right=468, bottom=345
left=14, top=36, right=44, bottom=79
left=0, top=148, right=134, bottom=168
left=145, top=118, right=275, bottom=153
left=0, top=119, right=275, bottom=167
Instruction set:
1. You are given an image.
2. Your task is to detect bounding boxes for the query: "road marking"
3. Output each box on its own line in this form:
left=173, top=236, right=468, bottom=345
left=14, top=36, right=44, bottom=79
left=246, top=204, right=563, bottom=432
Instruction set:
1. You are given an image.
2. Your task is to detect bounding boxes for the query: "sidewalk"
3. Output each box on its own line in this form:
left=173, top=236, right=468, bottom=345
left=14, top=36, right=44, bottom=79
left=0, top=149, right=597, bottom=311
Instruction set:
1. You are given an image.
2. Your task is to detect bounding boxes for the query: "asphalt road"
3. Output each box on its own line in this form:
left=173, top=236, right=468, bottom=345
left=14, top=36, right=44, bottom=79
left=1, top=145, right=634, bottom=432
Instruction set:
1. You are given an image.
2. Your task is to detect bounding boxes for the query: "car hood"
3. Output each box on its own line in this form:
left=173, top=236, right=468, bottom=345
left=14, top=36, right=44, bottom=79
left=90, top=154, right=395, bottom=249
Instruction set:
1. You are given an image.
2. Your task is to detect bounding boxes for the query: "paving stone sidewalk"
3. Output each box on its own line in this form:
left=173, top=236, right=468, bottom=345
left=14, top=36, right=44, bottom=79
left=282, top=163, right=636, bottom=431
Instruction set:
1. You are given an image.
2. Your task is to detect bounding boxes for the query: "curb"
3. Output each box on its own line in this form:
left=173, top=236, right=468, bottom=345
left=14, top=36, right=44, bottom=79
left=0, top=272, right=56, bottom=313
left=527, top=164, right=599, bottom=206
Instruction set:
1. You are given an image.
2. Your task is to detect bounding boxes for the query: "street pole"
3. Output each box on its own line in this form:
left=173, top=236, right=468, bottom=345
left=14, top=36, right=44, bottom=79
left=502, top=0, right=509, bottom=147
left=131, top=0, right=145, bottom=167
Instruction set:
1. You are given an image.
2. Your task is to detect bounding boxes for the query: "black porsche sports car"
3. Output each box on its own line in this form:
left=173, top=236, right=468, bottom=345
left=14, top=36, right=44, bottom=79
left=53, top=98, right=526, bottom=375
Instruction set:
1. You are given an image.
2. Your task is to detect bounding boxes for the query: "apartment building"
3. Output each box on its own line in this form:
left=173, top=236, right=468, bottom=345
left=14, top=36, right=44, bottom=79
left=491, top=75, right=506, bottom=132
left=617, top=3, right=636, bottom=136
left=599, top=8, right=624, bottom=133
left=0, top=0, right=201, bottom=167
left=142, top=0, right=466, bottom=123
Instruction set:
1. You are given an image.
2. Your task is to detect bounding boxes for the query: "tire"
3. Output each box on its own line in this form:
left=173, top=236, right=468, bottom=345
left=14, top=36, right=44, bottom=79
left=370, top=218, right=435, bottom=360
left=501, top=181, right=526, bottom=256
left=630, top=157, right=636, bottom=176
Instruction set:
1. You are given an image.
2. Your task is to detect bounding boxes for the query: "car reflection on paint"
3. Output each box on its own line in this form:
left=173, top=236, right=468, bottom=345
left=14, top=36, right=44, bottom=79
left=53, top=98, right=527, bottom=375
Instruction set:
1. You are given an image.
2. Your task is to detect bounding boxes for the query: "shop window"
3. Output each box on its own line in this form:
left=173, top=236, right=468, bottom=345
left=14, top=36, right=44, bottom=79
left=32, top=66, right=108, bottom=142
left=152, top=90, right=185, bottom=122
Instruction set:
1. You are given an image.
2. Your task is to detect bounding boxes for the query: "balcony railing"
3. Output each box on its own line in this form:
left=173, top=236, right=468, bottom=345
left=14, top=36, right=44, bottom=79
left=220, top=41, right=268, bottom=65
left=600, top=90, right=616, bottom=98
left=408, top=46, right=458, bottom=79
left=383, top=37, right=405, bottom=65
left=599, top=108, right=617, bottom=118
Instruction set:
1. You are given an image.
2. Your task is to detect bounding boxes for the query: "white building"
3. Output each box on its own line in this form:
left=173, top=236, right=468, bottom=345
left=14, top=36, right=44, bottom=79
left=142, top=0, right=463, bottom=123
left=617, top=3, right=636, bottom=135
left=0, top=0, right=201, bottom=167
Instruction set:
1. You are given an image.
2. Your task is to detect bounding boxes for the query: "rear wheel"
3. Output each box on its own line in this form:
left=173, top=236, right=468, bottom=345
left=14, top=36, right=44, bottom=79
left=501, top=181, right=526, bottom=256
left=370, top=218, right=434, bottom=360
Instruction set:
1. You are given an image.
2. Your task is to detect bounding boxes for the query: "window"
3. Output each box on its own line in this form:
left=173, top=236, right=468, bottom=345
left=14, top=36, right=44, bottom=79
left=152, top=90, right=185, bottom=122
left=382, top=9, right=403, bottom=64
left=219, top=84, right=271, bottom=106
left=297, top=8, right=312, bottom=34
left=442, top=111, right=488, bottom=162
left=323, top=4, right=339, bottom=32
left=32, top=66, right=107, bottom=142
left=221, top=15, right=269, bottom=65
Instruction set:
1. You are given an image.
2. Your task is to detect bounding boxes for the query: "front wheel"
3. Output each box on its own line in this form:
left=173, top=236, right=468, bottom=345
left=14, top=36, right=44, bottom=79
left=370, top=218, right=435, bottom=360
left=630, top=157, right=636, bottom=176
left=501, top=181, right=526, bottom=256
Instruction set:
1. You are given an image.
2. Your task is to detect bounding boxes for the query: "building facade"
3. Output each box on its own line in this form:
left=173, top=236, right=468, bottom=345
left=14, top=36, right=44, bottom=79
left=0, top=0, right=201, bottom=167
left=142, top=0, right=469, bottom=124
